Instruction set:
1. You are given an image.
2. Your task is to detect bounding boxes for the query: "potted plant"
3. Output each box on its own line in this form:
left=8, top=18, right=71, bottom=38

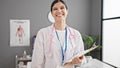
left=82, top=34, right=102, bottom=56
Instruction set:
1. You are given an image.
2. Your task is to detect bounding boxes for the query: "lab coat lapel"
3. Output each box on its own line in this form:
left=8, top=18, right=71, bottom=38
left=64, top=27, right=76, bottom=64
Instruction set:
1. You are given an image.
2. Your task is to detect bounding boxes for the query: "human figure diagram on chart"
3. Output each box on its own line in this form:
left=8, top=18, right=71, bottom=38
left=16, top=25, right=25, bottom=44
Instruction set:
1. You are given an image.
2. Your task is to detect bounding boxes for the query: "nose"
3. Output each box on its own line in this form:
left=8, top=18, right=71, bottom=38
left=57, top=8, right=62, bottom=13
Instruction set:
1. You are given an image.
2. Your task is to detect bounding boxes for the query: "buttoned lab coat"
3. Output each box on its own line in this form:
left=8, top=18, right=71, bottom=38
left=31, top=24, right=86, bottom=68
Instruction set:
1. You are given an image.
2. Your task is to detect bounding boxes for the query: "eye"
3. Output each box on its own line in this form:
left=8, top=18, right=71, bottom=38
left=53, top=8, right=58, bottom=11
left=60, top=6, right=65, bottom=10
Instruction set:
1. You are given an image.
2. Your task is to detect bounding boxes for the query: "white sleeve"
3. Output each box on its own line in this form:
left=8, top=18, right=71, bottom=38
left=74, top=31, right=87, bottom=65
left=31, top=30, right=45, bottom=68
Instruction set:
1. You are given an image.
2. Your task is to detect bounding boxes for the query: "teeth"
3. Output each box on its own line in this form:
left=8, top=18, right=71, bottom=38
left=57, top=14, right=63, bottom=17
left=57, top=15, right=62, bottom=16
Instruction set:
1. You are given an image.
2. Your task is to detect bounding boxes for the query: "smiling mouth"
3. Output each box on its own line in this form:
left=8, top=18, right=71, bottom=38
left=56, top=14, right=64, bottom=17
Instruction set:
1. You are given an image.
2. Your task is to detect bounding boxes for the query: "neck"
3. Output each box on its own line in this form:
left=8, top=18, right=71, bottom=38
left=54, top=21, right=66, bottom=30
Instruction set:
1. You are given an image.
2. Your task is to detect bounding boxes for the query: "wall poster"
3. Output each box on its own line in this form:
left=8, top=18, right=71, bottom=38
left=10, top=20, right=30, bottom=47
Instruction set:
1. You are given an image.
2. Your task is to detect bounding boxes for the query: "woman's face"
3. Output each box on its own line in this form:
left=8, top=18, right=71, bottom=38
left=51, top=2, right=68, bottom=22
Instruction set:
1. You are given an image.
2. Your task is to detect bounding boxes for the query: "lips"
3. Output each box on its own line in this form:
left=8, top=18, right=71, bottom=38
left=56, top=14, right=64, bottom=18
left=56, top=15, right=62, bottom=17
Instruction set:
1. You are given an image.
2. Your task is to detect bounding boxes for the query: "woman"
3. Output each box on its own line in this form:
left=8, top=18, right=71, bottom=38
left=31, top=0, right=86, bottom=68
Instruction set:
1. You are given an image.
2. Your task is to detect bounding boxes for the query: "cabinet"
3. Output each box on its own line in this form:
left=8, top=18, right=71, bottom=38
left=15, top=55, right=32, bottom=68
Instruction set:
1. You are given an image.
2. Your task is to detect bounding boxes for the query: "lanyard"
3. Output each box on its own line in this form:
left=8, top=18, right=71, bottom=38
left=49, top=24, right=74, bottom=63
left=55, top=28, right=68, bottom=63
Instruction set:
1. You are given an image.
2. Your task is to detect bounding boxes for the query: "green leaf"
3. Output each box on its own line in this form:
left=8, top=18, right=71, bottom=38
left=86, top=36, right=93, bottom=48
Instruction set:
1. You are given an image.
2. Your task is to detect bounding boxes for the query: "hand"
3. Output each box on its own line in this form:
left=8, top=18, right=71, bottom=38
left=64, top=56, right=84, bottom=66
left=71, top=55, right=83, bottom=65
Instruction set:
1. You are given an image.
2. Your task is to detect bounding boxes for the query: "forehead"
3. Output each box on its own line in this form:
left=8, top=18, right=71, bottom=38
left=52, top=2, right=65, bottom=8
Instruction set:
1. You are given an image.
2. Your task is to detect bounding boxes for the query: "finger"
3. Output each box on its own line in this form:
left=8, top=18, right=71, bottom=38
left=75, top=57, right=81, bottom=64
left=72, top=58, right=78, bottom=64
left=79, top=55, right=83, bottom=59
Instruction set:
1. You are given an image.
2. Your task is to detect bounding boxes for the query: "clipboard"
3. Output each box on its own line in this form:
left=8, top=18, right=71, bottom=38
left=75, top=44, right=99, bottom=58
left=64, top=43, right=99, bottom=66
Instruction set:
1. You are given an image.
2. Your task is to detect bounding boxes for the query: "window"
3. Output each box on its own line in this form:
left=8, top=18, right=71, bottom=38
left=102, top=0, right=120, bottom=67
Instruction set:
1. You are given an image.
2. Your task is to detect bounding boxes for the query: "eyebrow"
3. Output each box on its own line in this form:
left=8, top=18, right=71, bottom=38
left=53, top=5, right=65, bottom=9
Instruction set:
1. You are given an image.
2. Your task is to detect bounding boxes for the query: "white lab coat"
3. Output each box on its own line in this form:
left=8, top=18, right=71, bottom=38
left=31, top=24, right=86, bottom=68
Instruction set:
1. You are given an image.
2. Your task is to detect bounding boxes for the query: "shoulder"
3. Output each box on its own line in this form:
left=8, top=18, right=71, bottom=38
left=37, top=25, right=52, bottom=34
left=35, top=25, right=52, bottom=40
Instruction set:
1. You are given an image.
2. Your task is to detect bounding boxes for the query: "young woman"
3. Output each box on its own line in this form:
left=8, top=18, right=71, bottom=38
left=31, top=0, right=86, bottom=68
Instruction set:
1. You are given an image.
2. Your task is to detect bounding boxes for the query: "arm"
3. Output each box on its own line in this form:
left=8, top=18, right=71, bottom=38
left=31, top=30, right=45, bottom=68
left=73, top=31, right=86, bottom=65
left=16, top=29, right=18, bottom=36
left=22, top=28, right=25, bottom=36
left=64, top=30, right=86, bottom=67
left=67, top=30, right=86, bottom=66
